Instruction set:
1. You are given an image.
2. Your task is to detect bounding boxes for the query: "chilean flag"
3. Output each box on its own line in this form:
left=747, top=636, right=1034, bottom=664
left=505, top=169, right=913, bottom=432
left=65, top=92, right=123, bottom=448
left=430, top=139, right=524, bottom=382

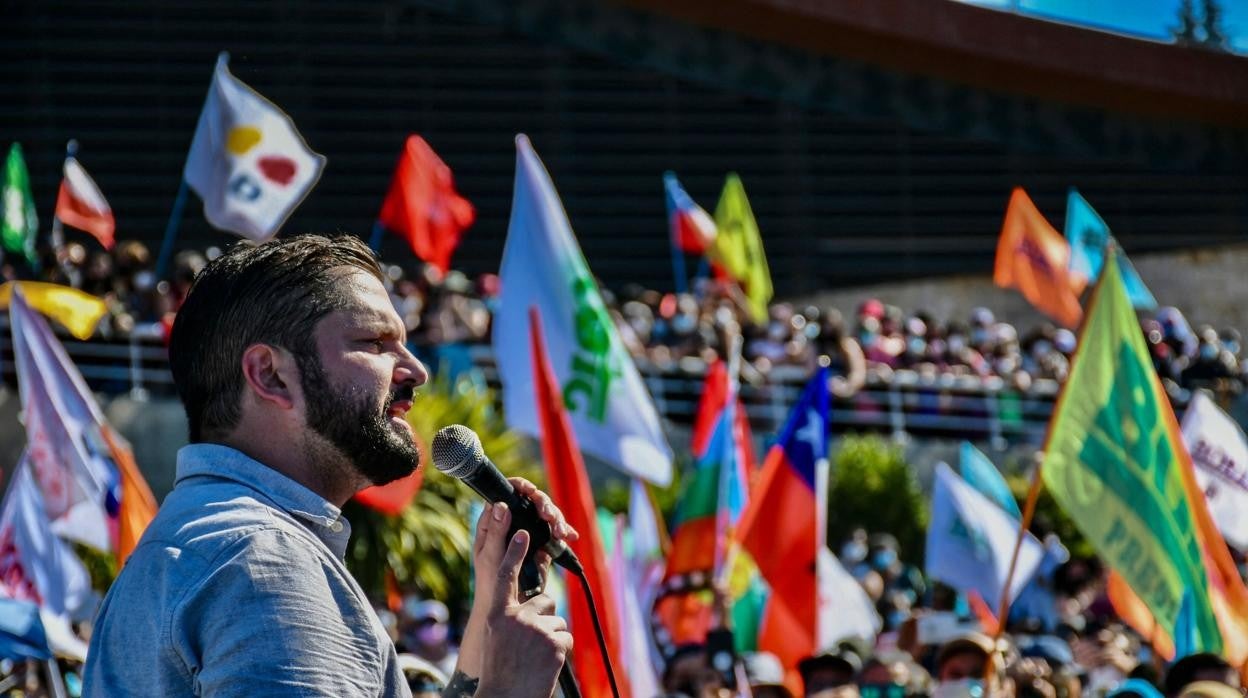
left=664, top=172, right=716, bottom=255
left=55, top=156, right=115, bottom=250
left=735, top=367, right=829, bottom=674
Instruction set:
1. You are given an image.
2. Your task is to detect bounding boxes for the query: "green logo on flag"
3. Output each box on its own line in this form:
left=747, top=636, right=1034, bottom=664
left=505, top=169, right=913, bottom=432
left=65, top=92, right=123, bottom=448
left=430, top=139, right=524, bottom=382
left=562, top=274, right=621, bottom=423
left=1075, top=342, right=1207, bottom=626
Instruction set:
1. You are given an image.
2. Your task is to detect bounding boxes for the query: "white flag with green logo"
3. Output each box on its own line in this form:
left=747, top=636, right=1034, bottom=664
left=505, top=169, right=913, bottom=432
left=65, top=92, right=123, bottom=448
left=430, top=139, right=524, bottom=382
left=494, top=135, right=673, bottom=486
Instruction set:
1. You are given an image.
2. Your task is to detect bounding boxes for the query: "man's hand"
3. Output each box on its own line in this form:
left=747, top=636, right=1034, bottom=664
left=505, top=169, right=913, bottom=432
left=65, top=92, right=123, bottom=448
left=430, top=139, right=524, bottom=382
left=458, top=502, right=572, bottom=697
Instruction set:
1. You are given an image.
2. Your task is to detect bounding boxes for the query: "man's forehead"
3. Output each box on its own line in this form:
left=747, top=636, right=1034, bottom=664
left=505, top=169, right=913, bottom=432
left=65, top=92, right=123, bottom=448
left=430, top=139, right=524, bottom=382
left=330, top=270, right=396, bottom=323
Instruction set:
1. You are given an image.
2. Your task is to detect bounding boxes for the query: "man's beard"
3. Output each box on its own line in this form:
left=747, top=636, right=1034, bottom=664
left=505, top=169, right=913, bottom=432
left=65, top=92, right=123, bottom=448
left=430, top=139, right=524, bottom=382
left=300, top=356, right=420, bottom=487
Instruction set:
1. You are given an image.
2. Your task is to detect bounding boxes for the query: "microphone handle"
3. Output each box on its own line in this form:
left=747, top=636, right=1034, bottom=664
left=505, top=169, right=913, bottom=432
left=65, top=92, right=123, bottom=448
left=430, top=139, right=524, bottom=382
left=557, top=661, right=581, bottom=698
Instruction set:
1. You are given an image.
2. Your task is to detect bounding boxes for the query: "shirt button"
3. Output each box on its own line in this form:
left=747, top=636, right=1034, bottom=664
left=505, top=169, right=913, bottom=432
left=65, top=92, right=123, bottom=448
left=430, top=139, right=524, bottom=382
left=330, top=520, right=344, bottom=533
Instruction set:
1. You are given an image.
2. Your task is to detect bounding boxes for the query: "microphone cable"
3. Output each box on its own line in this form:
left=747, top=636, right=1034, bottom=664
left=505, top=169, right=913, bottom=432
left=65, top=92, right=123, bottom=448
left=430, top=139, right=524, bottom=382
left=561, top=555, right=622, bottom=698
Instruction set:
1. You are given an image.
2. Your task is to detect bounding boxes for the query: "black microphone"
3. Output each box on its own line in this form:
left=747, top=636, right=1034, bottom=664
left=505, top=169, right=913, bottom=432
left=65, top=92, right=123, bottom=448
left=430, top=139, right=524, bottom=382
left=432, top=425, right=583, bottom=591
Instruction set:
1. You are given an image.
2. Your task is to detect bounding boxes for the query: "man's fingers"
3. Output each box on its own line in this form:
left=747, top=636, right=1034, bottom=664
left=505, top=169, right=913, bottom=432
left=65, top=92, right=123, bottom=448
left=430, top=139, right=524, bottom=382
left=494, top=529, right=530, bottom=610
left=508, top=477, right=579, bottom=542
left=473, top=503, right=493, bottom=555
left=524, top=593, right=556, bottom=616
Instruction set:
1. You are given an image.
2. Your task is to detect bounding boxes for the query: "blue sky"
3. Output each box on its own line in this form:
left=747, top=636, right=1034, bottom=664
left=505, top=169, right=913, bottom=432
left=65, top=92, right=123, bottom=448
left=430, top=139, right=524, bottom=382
left=953, top=0, right=1248, bottom=53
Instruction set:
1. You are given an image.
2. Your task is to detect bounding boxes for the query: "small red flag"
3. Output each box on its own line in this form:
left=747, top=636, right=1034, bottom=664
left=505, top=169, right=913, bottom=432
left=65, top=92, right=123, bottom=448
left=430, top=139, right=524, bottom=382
left=530, top=306, right=630, bottom=698
left=55, top=156, right=116, bottom=249
left=377, top=135, right=475, bottom=274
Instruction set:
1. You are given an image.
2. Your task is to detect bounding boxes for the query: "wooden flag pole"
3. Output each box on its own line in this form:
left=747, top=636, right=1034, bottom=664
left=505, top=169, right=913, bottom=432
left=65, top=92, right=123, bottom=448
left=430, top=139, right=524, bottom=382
left=984, top=454, right=1045, bottom=685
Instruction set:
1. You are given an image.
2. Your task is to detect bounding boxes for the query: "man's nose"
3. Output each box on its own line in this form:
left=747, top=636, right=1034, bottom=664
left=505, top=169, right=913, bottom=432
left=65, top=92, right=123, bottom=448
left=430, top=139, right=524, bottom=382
left=395, top=344, right=429, bottom=387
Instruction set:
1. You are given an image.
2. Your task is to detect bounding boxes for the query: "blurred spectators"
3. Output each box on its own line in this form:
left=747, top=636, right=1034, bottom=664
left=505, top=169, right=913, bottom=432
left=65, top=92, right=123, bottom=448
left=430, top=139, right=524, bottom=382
left=10, top=240, right=1248, bottom=407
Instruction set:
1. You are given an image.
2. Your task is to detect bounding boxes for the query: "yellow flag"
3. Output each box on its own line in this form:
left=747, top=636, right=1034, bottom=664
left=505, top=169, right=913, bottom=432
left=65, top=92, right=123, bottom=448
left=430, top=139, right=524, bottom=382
left=711, top=174, right=772, bottom=325
left=0, top=281, right=108, bottom=340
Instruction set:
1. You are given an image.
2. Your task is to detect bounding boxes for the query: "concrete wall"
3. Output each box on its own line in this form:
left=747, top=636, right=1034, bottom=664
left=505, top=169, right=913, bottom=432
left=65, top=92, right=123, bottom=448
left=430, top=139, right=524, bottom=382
left=803, top=244, right=1248, bottom=332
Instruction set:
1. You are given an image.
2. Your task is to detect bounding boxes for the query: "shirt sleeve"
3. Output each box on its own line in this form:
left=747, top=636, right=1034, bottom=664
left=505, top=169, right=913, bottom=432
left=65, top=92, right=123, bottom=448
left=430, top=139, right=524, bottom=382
left=172, top=527, right=389, bottom=697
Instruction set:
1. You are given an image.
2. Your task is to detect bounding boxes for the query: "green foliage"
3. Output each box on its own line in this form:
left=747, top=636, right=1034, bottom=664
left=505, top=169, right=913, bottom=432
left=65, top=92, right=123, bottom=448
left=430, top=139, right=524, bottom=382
left=73, top=542, right=117, bottom=592
left=825, top=434, right=928, bottom=564
left=344, top=371, right=542, bottom=608
left=1006, top=472, right=1095, bottom=559
left=595, top=450, right=687, bottom=520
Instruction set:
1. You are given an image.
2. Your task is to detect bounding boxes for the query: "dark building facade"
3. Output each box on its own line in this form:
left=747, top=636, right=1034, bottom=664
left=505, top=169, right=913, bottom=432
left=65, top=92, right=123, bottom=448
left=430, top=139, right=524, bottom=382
left=5, top=0, right=1247, bottom=294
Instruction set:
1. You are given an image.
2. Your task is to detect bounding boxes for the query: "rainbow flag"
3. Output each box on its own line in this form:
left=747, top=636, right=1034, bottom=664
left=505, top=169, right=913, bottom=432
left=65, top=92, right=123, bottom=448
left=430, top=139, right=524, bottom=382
left=654, top=362, right=753, bottom=653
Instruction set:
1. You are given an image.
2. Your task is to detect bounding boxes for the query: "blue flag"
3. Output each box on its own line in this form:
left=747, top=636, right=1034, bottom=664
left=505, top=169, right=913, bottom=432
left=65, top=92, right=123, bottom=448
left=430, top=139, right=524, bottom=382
left=0, top=598, right=51, bottom=661
left=959, top=442, right=1021, bottom=519
left=1064, top=189, right=1157, bottom=310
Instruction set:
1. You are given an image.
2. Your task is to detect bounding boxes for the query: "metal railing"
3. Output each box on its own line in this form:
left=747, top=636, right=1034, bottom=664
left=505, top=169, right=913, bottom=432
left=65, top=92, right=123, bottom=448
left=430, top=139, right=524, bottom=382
left=0, top=317, right=1062, bottom=444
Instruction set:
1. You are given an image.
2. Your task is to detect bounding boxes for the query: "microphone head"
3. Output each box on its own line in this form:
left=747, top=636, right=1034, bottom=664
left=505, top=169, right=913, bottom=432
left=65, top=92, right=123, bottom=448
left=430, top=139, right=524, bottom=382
left=432, top=425, right=485, bottom=479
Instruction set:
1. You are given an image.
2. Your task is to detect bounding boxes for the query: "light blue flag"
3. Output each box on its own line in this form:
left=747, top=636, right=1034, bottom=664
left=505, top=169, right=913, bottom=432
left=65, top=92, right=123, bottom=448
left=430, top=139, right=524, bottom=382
left=959, top=442, right=1021, bottom=519
left=1064, top=189, right=1157, bottom=310
left=0, top=598, right=50, bottom=661
left=926, top=464, right=1044, bottom=613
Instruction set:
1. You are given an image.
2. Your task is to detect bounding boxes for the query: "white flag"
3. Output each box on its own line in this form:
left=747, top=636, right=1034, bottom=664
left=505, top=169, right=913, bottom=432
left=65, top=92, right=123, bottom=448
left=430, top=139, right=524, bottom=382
left=494, top=135, right=672, bottom=485
left=10, top=290, right=115, bottom=551
left=816, top=458, right=881, bottom=646
left=926, top=463, right=1044, bottom=613
left=0, top=458, right=92, bottom=660
left=184, top=53, right=325, bottom=241
left=1181, top=392, right=1248, bottom=550
left=609, top=523, right=662, bottom=698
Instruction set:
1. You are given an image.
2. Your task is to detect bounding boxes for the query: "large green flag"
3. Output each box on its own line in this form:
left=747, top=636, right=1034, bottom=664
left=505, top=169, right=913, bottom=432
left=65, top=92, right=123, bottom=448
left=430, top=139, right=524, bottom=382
left=2, top=143, right=39, bottom=264
left=711, top=174, right=772, bottom=325
left=1042, top=253, right=1222, bottom=652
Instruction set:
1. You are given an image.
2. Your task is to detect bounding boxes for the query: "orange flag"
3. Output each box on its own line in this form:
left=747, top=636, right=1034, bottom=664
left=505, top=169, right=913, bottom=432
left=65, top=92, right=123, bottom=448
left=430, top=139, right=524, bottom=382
left=530, top=307, right=630, bottom=698
left=993, top=188, right=1084, bottom=328
left=101, top=426, right=156, bottom=566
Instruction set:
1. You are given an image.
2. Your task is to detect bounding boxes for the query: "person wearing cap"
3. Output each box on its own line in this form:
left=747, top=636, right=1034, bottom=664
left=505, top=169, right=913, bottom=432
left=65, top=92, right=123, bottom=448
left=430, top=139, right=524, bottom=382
left=400, top=598, right=459, bottom=679
left=932, top=631, right=999, bottom=698
left=397, top=654, right=449, bottom=698
left=1177, top=681, right=1245, bottom=698
left=744, top=651, right=794, bottom=698
left=1164, top=653, right=1242, bottom=697
left=797, top=644, right=863, bottom=697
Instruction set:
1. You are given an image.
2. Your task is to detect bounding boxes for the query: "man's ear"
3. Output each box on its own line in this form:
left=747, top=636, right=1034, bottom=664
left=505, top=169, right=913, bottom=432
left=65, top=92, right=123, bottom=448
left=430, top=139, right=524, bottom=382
left=239, top=344, right=297, bottom=410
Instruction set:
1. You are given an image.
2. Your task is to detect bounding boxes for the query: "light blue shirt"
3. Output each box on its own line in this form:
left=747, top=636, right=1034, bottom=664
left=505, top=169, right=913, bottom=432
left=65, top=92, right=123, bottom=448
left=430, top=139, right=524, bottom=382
left=83, top=444, right=411, bottom=697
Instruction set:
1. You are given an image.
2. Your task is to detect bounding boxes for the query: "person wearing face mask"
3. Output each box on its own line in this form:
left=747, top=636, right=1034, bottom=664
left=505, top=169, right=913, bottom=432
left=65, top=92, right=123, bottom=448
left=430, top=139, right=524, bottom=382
left=932, top=632, right=1000, bottom=698
left=400, top=599, right=459, bottom=679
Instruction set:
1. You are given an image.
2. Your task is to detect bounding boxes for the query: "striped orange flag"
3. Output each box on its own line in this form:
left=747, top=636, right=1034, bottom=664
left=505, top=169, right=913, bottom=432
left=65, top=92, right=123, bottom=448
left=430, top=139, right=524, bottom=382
left=993, top=188, right=1085, bottom=328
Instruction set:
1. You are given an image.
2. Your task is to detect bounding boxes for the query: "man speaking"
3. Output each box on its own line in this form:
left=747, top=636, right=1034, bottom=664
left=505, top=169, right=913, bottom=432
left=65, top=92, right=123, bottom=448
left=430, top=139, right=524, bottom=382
left=84, top=235, right=577, bottom=697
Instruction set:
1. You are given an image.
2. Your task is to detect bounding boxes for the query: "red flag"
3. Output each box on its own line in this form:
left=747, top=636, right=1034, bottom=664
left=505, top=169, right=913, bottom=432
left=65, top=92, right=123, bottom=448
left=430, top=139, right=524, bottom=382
left=377, top=135, right=475, bottom=274
left=530, top=307, right=630, bottom=698
left=55, top=156, right=115, bottom=249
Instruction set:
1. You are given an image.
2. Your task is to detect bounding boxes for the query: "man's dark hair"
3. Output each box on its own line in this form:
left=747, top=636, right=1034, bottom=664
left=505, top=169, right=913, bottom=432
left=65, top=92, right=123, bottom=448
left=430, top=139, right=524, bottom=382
left=169, top=234, right=384, bottom=442
left=1163, top=652, right=1235, bottom=696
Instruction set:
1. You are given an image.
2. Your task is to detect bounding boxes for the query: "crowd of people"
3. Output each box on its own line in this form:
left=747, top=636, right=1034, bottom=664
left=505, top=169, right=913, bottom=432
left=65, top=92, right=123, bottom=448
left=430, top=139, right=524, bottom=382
left=6, top=238, right=1245, bottom=406
left=363, top=530, right=1246, bottom=698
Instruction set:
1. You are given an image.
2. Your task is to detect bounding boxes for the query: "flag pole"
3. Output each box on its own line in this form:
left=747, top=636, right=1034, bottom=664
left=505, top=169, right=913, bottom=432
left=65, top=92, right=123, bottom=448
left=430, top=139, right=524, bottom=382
left=983, top=455, right=1044, bottom=685
left=368, top=219, right=386, bottom=253
left=155, top=179, right=189, bottom=279
left=50, top=140, right=76, bottom=254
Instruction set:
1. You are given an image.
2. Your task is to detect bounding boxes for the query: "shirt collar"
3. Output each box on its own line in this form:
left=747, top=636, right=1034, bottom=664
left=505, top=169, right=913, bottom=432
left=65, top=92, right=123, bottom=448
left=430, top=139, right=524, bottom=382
left=175, top=443, right=353, bottom=557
